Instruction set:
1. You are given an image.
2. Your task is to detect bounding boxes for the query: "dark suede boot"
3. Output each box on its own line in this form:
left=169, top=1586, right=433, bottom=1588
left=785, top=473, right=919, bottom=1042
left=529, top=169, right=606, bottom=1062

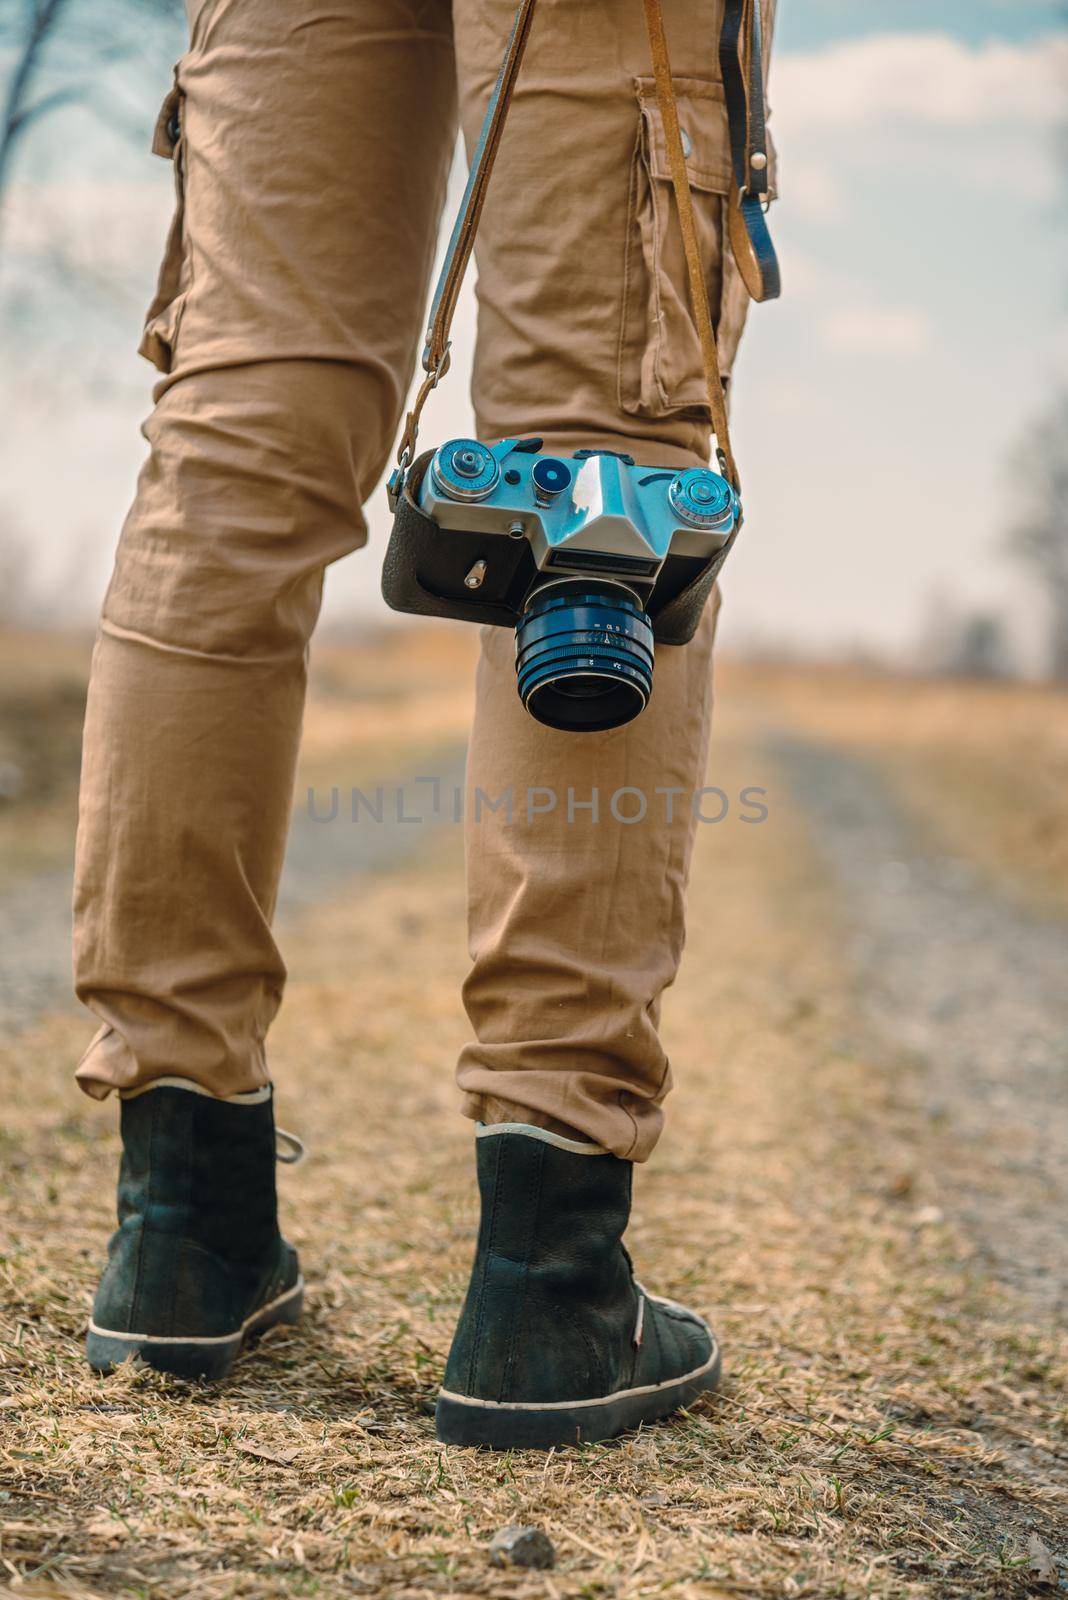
left=437, top=1123, right=721, bottom=1448
left=86, top=1081, right=302, bottom=1379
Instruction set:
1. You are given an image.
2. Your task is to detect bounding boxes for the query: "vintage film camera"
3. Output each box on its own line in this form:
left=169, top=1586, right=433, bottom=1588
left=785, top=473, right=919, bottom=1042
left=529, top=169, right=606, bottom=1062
left=380, top=0, right=777, bottom=733
left=383, top=437, right=738, bottom=733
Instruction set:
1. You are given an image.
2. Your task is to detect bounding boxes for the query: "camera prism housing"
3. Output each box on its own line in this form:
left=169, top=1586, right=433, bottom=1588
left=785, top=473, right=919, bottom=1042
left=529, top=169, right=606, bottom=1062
left=382, top=437, right=739, bottom=732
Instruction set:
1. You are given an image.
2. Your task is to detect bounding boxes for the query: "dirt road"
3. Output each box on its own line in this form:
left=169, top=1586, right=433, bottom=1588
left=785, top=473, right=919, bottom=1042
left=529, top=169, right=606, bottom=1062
left=767, top=730, right=1068, bottom=1316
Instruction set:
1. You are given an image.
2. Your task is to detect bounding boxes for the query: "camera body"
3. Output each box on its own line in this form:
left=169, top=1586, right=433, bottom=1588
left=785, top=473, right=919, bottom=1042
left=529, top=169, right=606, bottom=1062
left=382, top=437, right=739, bottom=731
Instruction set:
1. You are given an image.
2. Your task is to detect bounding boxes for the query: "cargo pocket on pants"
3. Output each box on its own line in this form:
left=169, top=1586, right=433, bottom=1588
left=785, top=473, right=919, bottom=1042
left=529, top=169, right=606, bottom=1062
left=618, top=76, right=777, bottom=419
left=138, top=76, right=192, bottom=374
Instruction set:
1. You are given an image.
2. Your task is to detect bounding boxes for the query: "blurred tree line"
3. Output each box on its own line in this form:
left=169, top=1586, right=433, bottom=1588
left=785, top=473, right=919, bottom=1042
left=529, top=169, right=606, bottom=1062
left=1008, top=393, right=1068, bottom=681
left=0, top=0, right=184, bottom=622
left=922, top=393, right=1068, bottom=684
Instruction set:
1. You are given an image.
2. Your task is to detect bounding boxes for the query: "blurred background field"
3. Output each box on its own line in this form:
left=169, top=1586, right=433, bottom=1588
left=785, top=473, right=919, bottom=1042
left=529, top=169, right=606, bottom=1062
left=3, top=621, right=1067, bottom=909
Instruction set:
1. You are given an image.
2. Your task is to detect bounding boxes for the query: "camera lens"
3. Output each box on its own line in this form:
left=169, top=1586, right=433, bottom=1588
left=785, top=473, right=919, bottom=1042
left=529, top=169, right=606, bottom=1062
left=515, top=583, right=654, bottom=732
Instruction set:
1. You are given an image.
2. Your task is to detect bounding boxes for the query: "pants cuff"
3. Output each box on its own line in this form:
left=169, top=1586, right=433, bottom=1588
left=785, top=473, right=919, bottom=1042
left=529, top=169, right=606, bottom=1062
left=74, top=1023, right=270, bottom=1102
left=458, top=1082, right=663, bottom=1163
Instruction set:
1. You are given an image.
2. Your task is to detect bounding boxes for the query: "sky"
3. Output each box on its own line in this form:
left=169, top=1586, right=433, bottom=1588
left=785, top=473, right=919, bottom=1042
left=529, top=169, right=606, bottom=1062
left=1, top=1, right=1065, bottom=666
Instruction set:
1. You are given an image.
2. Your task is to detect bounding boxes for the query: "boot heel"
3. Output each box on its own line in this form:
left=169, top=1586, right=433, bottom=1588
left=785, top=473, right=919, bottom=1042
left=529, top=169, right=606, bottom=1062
left=87, top=1083, right=302, bottom=1380
left=87, top=1274, right=305, bottom=1380
left=438, top=1125, right=723, bottom=1448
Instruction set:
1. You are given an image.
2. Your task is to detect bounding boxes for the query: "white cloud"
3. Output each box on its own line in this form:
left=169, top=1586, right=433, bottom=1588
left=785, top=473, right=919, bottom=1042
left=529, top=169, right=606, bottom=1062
left=786, top=161, right=842, bottom=220
left=773, top=32, right=1067, bottom=130
left=822, top=305, right=932, bottom=355
left=760, top=376, right=824, bottom=415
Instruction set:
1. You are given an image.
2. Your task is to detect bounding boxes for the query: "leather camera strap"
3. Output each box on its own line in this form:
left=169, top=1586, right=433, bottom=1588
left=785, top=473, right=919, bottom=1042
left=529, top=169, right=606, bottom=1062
left=395, top=0, right=777, bottom=497
left=395, top=0, right=539, bottom=473
left=640, top=0, right=736, bottom=488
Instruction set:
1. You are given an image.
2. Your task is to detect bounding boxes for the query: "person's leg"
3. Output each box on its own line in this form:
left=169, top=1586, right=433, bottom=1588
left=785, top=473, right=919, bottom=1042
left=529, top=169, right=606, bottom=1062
left=454, top=0, right=774, bottom=1161
left=76, top=0, right=456, bottom=1102
left=438, top=0, right=776, bottom=1445
left=79, top=0, right=457, bottom=1374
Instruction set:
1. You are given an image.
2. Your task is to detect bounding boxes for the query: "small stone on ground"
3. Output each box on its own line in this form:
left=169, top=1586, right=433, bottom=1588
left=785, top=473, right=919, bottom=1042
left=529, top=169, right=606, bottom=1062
left=488, top=1525, right=557, bottom=1569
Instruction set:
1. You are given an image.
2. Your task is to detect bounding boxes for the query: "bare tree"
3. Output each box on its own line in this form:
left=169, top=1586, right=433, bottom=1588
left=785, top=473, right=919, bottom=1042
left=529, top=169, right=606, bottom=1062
left=0, top=0, right=182, bottom=245
left=1007, top=392, right=1068, bottom=681
left=916, top=588, right=1016, bottom=680
left=945, top=612, right=1013, bottom=680
left=0, top=0, right=72, bottom=230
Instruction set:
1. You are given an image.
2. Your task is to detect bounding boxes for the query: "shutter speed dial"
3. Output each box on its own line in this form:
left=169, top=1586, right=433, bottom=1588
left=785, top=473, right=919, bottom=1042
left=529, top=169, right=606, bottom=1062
left=668, top=468, right=735, bottom=530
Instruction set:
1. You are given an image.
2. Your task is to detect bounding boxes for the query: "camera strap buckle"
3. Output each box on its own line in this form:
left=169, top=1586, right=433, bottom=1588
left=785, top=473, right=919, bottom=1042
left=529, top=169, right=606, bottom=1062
left=391, top=342, right=454, bottom=504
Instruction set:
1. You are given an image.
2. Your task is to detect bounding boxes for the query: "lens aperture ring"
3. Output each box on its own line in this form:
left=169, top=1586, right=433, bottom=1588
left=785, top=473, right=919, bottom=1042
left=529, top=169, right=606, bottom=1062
left=521, top=608, right=654, bottom=649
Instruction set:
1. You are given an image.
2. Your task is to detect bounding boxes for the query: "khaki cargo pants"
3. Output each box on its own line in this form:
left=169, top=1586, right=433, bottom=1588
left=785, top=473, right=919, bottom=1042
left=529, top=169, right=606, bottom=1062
left=74, top=0, right=775, bottom=1161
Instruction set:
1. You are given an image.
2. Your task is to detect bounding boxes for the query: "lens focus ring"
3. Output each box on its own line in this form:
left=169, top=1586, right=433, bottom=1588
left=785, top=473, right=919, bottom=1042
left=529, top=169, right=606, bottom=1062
left=516, top=586, right=654, bottom=733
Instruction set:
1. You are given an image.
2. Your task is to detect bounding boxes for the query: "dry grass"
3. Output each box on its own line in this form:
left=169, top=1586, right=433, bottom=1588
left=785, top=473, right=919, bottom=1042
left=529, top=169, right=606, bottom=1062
left=1, top=635, right=1065, bottom=1598
left=0, top=630, right=90, bottom=883
left=722, top=659, right=1068, bottom=918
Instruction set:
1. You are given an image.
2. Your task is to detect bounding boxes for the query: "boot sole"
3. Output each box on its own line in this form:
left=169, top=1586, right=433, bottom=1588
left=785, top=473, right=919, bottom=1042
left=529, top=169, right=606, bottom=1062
left=436, top=1335, right=721, bottom=1449
left=85, top=1277, right=304, bottom=1381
